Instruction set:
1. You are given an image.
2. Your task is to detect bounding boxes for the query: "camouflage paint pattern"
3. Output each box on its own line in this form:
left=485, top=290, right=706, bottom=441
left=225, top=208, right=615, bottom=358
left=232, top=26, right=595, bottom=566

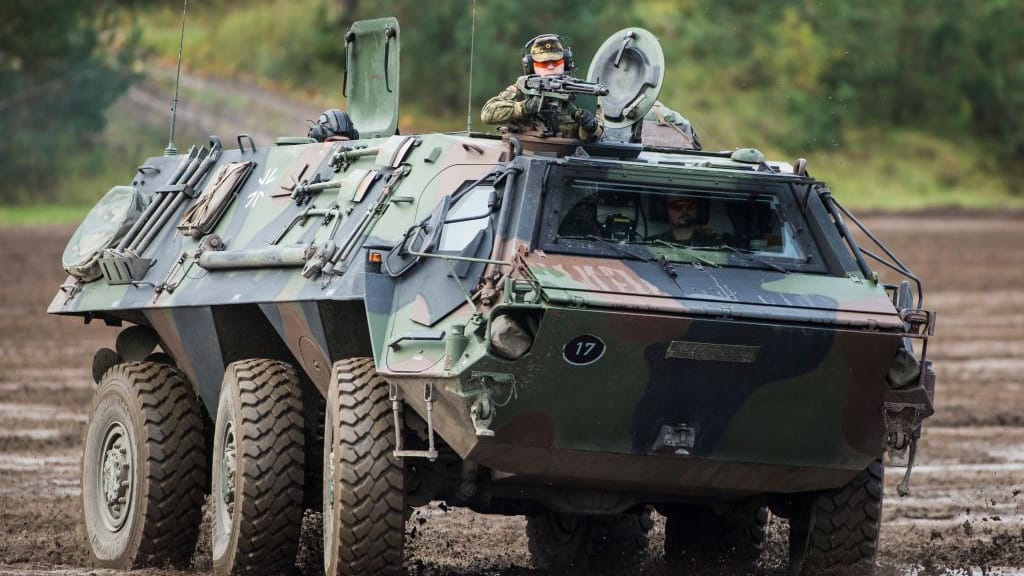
left=51, top=122, right=933, bottom=499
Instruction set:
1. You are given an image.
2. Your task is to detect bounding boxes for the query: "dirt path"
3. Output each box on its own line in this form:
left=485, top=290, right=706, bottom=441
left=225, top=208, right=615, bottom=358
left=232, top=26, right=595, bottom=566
left=115, top=63, right=333, bottom=149
left=1, top=214, right=1022, bottom=575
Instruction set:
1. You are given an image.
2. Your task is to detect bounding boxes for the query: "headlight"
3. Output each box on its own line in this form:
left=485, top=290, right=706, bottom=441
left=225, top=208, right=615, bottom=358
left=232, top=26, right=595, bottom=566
left=489, top=315, right=533, bottom=360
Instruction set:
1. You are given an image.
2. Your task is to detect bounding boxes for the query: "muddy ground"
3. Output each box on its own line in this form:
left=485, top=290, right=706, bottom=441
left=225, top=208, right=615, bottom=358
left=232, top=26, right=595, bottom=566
left=1, top=214, right=1022, bottom=575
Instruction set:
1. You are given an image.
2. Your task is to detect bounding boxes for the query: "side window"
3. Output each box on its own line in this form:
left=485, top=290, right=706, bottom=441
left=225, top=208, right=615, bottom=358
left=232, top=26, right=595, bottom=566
left=438, top=185, right=494, bottom=252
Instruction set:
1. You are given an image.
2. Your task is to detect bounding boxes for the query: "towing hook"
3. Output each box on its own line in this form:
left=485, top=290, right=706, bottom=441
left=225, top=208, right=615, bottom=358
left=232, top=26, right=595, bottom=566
left=896, top=432, right=921, bottom=497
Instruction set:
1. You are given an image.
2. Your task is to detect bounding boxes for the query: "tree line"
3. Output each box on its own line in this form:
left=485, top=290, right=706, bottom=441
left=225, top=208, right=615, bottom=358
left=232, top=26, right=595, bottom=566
left=0, top=1, right=138, bottom=202
left=2, top=0, right=1021, bottom=203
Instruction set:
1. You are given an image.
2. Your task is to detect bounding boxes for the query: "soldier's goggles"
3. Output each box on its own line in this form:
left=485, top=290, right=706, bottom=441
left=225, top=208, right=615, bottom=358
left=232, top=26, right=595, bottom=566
left=533, top=59, right=565, bottom=70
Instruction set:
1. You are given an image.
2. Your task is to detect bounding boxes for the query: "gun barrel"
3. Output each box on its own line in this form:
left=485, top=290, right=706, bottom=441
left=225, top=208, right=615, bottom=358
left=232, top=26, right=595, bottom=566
left=520, top=74, right=609, bottom=97
left=561, top=79, right=609, bottom=96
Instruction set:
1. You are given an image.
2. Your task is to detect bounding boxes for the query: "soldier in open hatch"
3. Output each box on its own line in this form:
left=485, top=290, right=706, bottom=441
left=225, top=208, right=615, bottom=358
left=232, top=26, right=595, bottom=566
left=644, top=101, right=702, bottom=150
left=481, top=34, right=604, bottom=141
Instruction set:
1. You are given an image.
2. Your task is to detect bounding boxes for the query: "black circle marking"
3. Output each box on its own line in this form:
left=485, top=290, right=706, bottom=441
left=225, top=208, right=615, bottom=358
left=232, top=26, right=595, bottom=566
left=563, top=334, right=606, bottom=366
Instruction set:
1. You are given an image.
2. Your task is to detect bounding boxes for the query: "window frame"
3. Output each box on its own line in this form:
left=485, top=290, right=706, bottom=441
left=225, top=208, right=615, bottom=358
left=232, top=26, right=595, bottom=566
left=536, top=165, right=829, bottom=274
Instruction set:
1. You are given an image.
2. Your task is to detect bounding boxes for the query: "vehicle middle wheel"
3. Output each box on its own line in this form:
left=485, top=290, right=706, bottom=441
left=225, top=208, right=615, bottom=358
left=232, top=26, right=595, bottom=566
left=526, top=508, right=653, bottom=573
left=662, top=499, right=768, bottom=576
left=323, top=357, right=404, bottom=576
left=81, top=361, right=207, bottom=569
left=211, top=359, right=305, bottom=576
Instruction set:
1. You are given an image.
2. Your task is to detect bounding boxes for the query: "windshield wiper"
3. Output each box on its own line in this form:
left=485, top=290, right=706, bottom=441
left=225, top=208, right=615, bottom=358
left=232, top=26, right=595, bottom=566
left=640, top=239, right=720, bottom=268
left=706, top=244, right=790, bottom=274
left=555, top=234, right=654, bottom=262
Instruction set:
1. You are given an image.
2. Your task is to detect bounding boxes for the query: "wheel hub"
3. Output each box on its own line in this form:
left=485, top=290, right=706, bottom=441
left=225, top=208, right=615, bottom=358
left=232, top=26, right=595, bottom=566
left=98, top=422, right=133, bottom=531
left=220, top=422, right=237, bottom=520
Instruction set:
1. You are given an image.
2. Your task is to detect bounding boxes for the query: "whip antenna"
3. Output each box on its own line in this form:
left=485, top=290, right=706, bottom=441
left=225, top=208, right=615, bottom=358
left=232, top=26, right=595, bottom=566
left=165, top=0, right=188, bottom=156
left=465, top=0, right=477, bottom=133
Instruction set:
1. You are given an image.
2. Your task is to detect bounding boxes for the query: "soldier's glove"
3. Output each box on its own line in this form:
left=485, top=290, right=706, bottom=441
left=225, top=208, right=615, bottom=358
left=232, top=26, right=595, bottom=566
left=574, top=108, right=600, bottom=135
left=516, top=95, right=544, bottom=120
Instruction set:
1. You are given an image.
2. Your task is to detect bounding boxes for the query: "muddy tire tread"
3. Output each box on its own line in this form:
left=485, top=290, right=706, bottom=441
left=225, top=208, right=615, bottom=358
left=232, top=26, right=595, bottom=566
left=221, top=359, right=305, bottom=574
left=329, top=357, right=404, bottom=576
left=795, top=460, right=883, bottom=576
left=87, top=361, right=207, bottom=568
left=664, top=500, right=768, bottom=575
left=130, top=362, right=208, bottom=566
left=527, top=509, right=653, bottom=572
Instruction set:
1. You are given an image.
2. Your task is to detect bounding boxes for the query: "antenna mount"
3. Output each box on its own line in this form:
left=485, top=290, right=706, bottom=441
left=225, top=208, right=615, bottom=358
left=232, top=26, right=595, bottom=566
left=165, top=0, right=188, bottom=156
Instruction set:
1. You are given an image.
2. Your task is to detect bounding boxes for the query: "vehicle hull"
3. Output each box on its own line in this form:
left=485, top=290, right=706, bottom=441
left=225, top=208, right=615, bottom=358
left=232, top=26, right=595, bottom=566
left=388, top=304, right=900, bottom=497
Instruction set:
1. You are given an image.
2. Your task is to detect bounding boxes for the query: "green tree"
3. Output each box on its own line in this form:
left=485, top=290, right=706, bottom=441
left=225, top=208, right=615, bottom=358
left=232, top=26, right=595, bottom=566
left=0, top=1, right=139, bottom=203
left=317, top=0, right=632, bottom=124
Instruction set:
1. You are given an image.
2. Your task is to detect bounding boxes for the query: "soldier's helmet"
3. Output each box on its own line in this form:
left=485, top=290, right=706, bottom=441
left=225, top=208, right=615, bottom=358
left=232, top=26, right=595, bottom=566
left=522, top=34, right=573, bottom=73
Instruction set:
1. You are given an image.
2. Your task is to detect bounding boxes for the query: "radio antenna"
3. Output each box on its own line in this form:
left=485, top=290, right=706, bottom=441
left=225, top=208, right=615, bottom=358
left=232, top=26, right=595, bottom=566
left=165, top=0, right=188, bottom=156
left=465, top=0, right=477, bottom=133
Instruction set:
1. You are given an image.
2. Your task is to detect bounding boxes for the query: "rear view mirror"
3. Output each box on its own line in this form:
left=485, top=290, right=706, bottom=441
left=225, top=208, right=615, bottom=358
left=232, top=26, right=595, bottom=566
left=384, top=195, right=451, bottom=276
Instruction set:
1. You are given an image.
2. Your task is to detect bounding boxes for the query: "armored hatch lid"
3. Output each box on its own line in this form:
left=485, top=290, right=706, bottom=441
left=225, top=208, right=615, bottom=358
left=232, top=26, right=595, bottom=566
left=343, top=17, right=400, bottom=139
left=586, top=27, right=665, bottom=130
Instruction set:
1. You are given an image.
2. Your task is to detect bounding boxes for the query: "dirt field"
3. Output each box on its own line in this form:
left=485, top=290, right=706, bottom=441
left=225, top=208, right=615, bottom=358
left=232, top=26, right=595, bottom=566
left=1, top=214, right=1022, bottom=575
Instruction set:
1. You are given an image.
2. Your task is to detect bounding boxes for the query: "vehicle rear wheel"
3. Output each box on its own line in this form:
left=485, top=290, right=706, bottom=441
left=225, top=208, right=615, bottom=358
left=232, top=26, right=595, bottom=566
left=81, top=361, right=207, bottom=568
left=323, top=358, right=404, bottom=576
left=211, top=359, right=305, bottom=576
left=788, top=460, right=883, bottom=576
left=663, top=500, right=768, bottom=575
left=526, top=508, right=653, bottom=573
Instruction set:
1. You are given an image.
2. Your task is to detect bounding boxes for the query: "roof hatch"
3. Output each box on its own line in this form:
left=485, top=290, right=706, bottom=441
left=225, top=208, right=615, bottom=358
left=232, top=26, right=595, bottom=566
left=343, top=18, right=400, bottom=138
left=586, top=28, right=665, bottom=131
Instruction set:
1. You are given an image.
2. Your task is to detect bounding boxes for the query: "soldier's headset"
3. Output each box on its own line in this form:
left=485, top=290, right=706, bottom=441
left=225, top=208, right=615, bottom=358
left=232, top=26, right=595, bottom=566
left=521, top=34, right=574, bottom=74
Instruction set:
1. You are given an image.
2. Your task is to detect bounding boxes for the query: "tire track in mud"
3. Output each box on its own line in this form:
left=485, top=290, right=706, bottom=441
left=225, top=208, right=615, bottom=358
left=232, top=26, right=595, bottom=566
left=1, top=216, right=1022, bottom=574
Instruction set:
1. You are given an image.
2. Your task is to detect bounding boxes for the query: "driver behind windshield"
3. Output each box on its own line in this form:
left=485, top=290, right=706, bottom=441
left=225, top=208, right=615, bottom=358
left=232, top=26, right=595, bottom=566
left=650, top=195, right=719, bottom=246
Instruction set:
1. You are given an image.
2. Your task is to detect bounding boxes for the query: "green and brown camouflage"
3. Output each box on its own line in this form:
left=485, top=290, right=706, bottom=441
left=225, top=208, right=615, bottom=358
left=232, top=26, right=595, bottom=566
left=52, top=20, right=936, bottom=532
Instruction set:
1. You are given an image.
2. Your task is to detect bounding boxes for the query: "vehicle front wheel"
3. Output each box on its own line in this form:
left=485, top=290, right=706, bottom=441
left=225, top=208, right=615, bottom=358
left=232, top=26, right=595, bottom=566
left=211, top=359, right=305, bottom=576
left=81, top=361, right=207, bottom=568
left=788, top=460, right=884, bottom=576
left=323, top=357, right=404, bottom=576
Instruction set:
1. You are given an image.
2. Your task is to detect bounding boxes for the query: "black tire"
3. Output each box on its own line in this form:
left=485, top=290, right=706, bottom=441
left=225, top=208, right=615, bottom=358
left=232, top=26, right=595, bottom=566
left=304, top=381, right=326, bottom=510
left=323, top=358, right=404, bottom=576
left=663, top=500, right=768, bottom=576
left=789, top=460, right=884, bottom=576
left=211, top=359, right=305, bottom=576
left=526, top=508, right=653, bottom=573
left=81, top=361, right=207, bottom=569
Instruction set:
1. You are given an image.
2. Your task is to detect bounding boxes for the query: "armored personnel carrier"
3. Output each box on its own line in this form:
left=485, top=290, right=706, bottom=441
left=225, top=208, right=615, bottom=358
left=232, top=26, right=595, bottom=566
left=51, top=19, right=936, bottom=576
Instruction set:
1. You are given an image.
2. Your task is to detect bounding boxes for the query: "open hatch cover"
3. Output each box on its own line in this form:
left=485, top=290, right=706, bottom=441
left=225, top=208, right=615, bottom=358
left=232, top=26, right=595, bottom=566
left=586, top=27, right=665, bottom=130
left=344, top=17, right=400, bottom=138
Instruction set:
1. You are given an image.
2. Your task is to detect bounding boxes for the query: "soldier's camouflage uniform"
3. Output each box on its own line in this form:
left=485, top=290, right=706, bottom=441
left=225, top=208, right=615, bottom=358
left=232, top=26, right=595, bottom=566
left=481, top=83, right=605, bottom=142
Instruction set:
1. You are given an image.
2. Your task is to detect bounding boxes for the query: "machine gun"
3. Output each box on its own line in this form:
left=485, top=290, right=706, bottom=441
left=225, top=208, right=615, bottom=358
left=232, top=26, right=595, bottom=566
left=517, top=74, right=610, bottom=98
left=515, top=74, right=609, bottom=136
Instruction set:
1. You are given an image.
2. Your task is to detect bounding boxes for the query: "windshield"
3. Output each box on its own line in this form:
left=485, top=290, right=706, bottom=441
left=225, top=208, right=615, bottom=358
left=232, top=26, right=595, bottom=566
left=542, top=176, right=822, bottom=271
left=438, top=184, right=494, bottom=252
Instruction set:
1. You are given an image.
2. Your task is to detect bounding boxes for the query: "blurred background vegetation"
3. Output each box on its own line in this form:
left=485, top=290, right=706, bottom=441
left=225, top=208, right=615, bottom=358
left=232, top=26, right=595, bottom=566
left=2, top=0, right=1023, bottom=223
